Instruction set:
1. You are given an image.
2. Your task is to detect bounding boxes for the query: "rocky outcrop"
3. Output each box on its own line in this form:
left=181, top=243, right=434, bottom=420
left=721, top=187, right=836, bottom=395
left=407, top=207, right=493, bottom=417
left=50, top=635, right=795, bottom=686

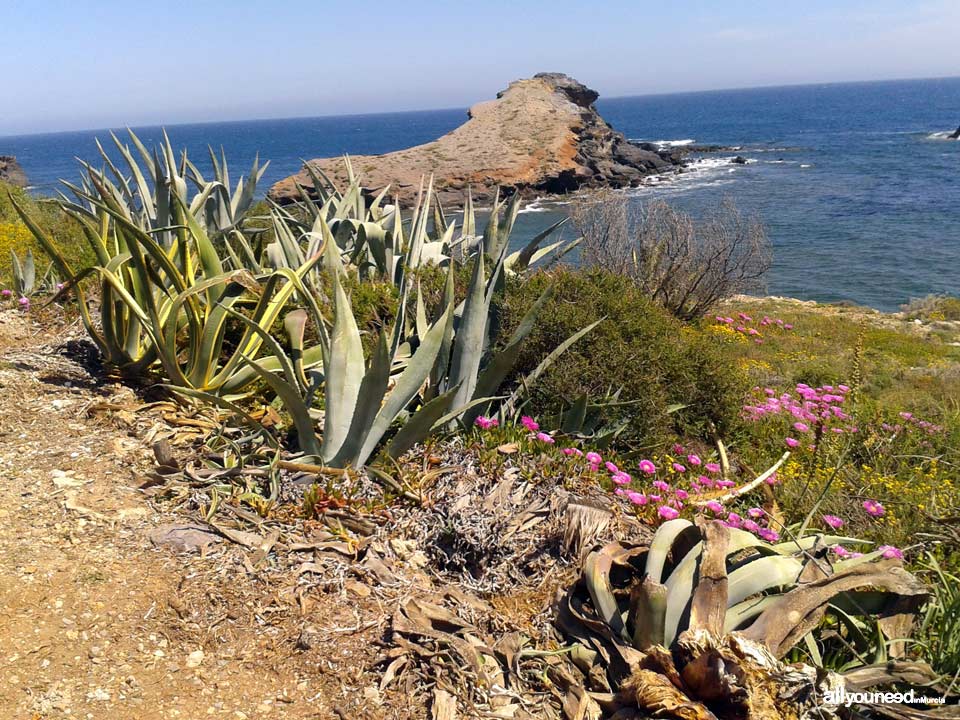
left=949, top=125, right=960, bottom=140
left=0, top=156, right=28, bottom=187
left=269, top=73, right=684, bottom=206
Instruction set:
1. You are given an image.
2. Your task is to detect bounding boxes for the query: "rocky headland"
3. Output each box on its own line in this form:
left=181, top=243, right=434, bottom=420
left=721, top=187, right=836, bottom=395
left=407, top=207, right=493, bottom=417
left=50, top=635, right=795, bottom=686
left=269, top=73, right=686, bottom=206
left=0, top=156, right=28, bottom=187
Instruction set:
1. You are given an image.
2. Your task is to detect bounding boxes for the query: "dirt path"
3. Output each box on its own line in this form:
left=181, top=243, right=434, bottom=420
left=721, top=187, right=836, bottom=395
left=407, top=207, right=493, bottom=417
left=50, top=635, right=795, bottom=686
left=0, top=311, right=402, bottom=720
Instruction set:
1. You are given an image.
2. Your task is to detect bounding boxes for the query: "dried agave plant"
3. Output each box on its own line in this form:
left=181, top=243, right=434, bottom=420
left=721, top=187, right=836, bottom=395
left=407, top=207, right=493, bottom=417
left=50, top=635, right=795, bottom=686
left=555, top=517, right=947, bottom=720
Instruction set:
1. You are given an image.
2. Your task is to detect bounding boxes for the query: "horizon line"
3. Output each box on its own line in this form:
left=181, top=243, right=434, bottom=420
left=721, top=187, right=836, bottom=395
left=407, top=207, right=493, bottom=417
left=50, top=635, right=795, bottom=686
left=2, top=73, right=959, bottom=142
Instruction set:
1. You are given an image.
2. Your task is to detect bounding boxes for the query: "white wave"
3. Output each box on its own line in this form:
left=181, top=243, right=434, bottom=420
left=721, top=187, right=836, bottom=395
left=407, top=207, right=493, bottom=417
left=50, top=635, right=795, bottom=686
left=519, top=196, right=569, bottom=214
left=926, top=130, right=959, bottom=140
left=800, top=164, right=812, bottom=168
left=630, top=138, right=696, bottom=147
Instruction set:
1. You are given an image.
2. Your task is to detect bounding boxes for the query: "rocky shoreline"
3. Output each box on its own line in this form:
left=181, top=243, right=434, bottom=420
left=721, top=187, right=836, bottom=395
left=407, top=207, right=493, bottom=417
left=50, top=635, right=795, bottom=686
left=270, top=73, right=690, bottom=207
left=0, top=156, right=28, bottom=187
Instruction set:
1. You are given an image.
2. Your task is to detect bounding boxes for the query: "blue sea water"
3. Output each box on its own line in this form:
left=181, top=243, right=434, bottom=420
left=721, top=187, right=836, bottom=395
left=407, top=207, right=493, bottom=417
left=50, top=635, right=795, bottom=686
left=2, top=77, right=958, bottom=310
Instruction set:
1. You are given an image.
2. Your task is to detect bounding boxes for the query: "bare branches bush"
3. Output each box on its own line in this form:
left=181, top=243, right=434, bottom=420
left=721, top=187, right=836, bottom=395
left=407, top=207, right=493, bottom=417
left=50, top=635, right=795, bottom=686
left=570, top=190, right=771, bottom=320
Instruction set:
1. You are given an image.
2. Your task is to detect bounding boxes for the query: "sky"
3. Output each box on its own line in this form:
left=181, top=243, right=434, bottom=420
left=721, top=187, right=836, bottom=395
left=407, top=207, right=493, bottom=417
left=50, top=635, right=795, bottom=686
left=3, top=0, right=960, bottom=136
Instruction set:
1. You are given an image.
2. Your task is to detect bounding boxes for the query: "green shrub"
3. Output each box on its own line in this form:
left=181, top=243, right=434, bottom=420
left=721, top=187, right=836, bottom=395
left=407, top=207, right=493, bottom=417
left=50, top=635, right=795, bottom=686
left=498, top=267, right=747, bottom=449
left=902, top=294, right=960, bottom=321
left=0, top=180, right=93, bottom=285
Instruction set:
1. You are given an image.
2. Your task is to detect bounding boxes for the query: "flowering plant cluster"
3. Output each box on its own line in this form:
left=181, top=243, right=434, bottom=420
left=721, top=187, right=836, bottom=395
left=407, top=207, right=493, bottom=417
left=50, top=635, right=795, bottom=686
left=881, top=411, right=943, bottom=437
left=743, top=382, right=857, bottom=448
left=713, top=311, right=793, bottom=345
left=473, top=412, right=902, bottom=558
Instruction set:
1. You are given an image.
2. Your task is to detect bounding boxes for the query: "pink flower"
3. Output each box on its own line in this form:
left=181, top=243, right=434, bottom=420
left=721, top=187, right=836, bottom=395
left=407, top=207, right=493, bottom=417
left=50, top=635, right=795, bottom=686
left=648, top=494, right=661, bottom=503
left=705, top=500, right=724, bottom=514
left=726, top=512, right=743, bottom=528
left=687, top=454, right=702, bottom=467
left=474, top=416, right=498, bottom=430
left=899, top=412, right=913, bottom=421
left=627, top=492, right=648, bottom=506
left=638, top=459, right=657, bottom=475
left=831, top=545, right=852, bottom=558
left=879, top=545, right=904, bottom=560
left=585, top=452, right=602, bottom=465
left=562, top=447, right=583, bottom=457
left=675, top=489, right=689, bottom=501
left=716, top=479, right=736, bottom=489
left=535, top=432, right=554, bottom=444
left=862, top=499, right=886, bottom=518
left=521, top=416, right=540, bottom=432
left=747, top=507, right=764, bottom=519
left=18, top=296, right=30, bottom=306
left=612, top=472, right=632, bottom=485
left=743, top=519, right=760, bottom=533
left=1, top=289, right=11, bottom=297
left=671, top=463, right=687, bottom=474
left=758, top=528, right=780, bottom=542
left=658, top=506, right=680, bottom=520
left=605, top=461, right=620, bottom=474
left=652, top=479, right=670, bottom=492
left=672, top=444, right=685, bottom=454
left=784, top=324, right=793, bottom=330
left=785, top=437, right=800, bottom=448
left=704, top=462, right=721, bottom=474
left=793, top=422, right=809, bottom=433
left=765, top=472, right=780, bottom=486
left=822, top=514, right=844, bottom=529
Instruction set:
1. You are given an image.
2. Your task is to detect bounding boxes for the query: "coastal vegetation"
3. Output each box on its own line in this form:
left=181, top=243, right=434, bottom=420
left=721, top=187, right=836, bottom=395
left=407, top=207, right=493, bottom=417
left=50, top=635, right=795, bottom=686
left=2, top=133, right=959, bottom=718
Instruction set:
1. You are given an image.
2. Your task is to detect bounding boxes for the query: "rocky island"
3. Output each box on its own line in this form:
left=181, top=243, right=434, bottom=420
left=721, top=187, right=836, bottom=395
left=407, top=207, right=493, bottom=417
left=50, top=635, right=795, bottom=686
left=269, top=73, right=686, bottom=206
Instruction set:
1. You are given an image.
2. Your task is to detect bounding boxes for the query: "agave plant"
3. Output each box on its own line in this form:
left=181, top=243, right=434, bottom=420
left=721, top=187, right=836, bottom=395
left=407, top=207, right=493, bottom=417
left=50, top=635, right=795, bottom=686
left=558, top=517, right=936, bottom=719
left=273, top=161, right=580, bottom=290
left=9, top=248, right=35, bottom=297
left=14, top=184, right=314, bottom=391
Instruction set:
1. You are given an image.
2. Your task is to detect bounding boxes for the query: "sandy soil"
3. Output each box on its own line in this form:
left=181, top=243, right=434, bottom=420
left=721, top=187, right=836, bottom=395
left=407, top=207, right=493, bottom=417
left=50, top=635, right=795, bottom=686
left=0, top=310, right=411, bottom=720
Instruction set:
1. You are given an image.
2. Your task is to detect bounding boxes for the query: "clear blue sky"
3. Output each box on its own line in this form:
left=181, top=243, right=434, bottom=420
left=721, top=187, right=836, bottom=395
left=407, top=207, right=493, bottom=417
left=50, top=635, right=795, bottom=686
left=3, top=0, right=959, bottom=136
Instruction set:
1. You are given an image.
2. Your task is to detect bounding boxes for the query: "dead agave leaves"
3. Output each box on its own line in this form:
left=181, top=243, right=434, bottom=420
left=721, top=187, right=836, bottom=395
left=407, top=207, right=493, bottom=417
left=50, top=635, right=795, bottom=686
left=557, top=518, right=942, bottom=720
left=385, top=595, right=546, bottom=718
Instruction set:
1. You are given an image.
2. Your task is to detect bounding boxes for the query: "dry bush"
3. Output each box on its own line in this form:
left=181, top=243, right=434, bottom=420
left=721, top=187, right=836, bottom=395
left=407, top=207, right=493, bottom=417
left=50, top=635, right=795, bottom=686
left=571, top=190, right=771, bottom=320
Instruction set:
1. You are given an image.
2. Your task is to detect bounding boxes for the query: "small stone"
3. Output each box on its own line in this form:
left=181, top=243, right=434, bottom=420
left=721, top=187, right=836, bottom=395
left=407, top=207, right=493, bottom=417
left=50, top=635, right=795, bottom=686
left=185, top=649, right=205, bottom=668
left=344, top=580, right=370, bottom=598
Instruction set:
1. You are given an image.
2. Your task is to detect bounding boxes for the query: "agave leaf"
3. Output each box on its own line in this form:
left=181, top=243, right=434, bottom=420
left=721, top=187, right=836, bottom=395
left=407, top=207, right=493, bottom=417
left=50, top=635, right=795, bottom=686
left=663, top=527, right=772, bottom=645
left=726, top=555, right=805, bottom=607
left=330, top=333, right=392, bottom=468
left=724, top=596, right=781, bottom=633
left=447, top=249, right=487, bottom=413
left=584, top=543, right=629, bottom=642
left=321, top=271, right=365, bottom=463
left=742, top=559, right=927, bottom=658
left=504, top=217, right=567, bottom=272
left=629, top=577, right=668, bottom=651
left=645, top=519, right=695, bottom=585
left=355, top=302, right=455, bottom=467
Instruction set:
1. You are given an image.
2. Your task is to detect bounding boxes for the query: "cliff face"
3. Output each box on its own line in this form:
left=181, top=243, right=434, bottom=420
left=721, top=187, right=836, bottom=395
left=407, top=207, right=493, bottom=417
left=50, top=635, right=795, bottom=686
left=269, top=73, right=682, bottom=206
left=0, top=156, right=28, bottom=188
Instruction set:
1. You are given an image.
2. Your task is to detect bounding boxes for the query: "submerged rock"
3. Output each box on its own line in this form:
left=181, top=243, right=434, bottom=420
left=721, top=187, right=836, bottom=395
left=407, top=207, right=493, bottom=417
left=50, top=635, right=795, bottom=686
left=0, top=156, right=28, bottom=187
left=269, top=73, right=684, bottom=207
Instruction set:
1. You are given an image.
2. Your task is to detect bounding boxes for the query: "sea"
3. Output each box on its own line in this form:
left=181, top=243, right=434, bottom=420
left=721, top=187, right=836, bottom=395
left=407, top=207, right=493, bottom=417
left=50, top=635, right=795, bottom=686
left=2, top=77, right=958, bottom=311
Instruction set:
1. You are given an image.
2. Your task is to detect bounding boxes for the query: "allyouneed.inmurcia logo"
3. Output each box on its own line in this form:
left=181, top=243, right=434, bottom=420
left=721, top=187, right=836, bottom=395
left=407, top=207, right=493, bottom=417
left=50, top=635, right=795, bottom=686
left=822, top=689, right=947, bottom=707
